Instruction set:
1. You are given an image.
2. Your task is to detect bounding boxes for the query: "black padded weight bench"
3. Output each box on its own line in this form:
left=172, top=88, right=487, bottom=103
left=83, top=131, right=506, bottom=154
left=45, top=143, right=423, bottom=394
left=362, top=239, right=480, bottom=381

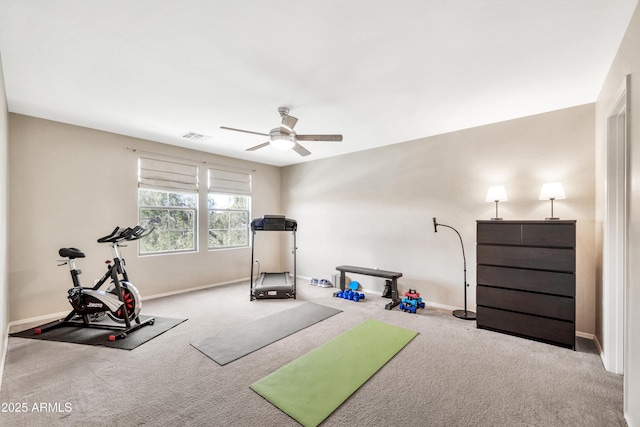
left=334, top=265, right=403, bottom=310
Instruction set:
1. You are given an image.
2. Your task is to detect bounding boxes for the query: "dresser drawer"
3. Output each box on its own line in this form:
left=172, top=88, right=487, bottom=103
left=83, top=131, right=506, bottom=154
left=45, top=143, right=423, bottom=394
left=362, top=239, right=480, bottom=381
left=477, top=245, right=575, bottom=272
left=477, top=286, right=574, bottom=321
left=477, top=265, right=575, bottom=297
left=477, top=306, right=575, bottom=348
left=521, top=223, right=575, bottom=248
left=477, top=223, right=522, bottom=245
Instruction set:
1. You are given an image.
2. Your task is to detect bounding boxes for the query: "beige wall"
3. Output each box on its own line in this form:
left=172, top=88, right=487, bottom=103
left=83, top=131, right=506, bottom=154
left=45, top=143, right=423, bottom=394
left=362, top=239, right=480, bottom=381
left=595, top=2, right=640, bottom=423
left=8, top=114, right=283, bottom=321
left=282, top=104, right=596, bottom=334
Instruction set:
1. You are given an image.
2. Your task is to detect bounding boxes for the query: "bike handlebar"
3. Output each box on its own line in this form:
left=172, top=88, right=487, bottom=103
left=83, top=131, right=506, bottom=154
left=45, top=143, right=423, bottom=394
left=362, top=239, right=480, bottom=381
left=97, top=225, right=153, bottom=244
left=127, top=225, right=154, bottom=240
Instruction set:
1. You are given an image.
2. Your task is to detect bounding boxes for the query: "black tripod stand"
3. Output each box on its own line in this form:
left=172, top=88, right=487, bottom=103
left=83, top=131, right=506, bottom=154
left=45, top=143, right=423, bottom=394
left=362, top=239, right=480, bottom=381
left=433, top=218, right=476, bottom=320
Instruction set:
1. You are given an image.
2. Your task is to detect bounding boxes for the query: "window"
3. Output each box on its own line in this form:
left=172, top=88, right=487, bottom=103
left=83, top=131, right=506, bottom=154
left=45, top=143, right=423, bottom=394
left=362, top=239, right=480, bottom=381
left=139, top=189, right=198, bottom=254
left=208, top=194, right=250, bottom=249
left=138, top=158, right=199, bottom=255
left=208, top=167, right=252, bottom=250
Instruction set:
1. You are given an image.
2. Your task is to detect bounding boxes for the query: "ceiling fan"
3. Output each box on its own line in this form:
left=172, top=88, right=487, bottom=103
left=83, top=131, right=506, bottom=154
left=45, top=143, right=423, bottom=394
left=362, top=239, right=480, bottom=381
left=220, top=107, right=343, bottom=157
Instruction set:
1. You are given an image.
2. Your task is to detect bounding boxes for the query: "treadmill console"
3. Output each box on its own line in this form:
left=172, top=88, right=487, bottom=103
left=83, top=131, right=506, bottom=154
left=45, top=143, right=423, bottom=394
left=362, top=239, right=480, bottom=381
left=251, top=215, right=297, bottom=231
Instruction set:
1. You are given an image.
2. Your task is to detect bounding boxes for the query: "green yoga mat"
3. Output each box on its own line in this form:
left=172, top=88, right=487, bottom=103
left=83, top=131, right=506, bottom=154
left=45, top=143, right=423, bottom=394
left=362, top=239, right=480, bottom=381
left=250, top=319, right=418, bottom=427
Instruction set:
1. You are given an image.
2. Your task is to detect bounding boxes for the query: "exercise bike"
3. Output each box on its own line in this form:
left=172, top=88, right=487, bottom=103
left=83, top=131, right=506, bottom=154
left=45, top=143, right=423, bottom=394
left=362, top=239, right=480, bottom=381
left=35, top=225, right=155, bottom=341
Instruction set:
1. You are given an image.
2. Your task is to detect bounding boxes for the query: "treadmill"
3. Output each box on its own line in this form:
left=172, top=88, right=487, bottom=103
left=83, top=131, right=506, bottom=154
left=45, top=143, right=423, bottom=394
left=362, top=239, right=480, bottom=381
left=250, top=215, right=297, bottom=301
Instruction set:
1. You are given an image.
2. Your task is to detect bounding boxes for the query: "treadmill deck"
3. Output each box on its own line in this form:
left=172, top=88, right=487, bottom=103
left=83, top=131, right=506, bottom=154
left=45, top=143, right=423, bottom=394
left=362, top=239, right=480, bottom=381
left=254, top=272, right=295, bottom=299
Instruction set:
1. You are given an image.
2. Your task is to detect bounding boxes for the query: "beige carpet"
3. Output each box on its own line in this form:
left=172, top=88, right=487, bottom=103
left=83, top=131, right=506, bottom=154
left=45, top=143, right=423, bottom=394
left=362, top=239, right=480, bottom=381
left=1, top=281, right=625, bottom=426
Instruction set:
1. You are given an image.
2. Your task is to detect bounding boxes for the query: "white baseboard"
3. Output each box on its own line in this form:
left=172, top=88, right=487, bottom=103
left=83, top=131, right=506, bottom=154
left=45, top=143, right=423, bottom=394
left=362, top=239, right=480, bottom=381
left=142, top=277, right=247, bottom=301
left=591, top=333, right=604, bottom=355
left=8, top=310, right=70, bottom=330
left=625, top=413, right=633, bottom=427
left=421, top=300, right=461, bottom=312
left=576, top=330, right=594, bottom=340
left=574, top=331, right=601, bottom=358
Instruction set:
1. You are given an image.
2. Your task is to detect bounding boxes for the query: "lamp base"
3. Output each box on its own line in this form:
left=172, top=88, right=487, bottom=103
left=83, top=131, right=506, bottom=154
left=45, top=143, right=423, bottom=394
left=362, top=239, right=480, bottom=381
left=452, top=310, right=476, bottom=320
left=490, top=217, right=503, bottom=221
left=545, top=217, right=560, bottom=220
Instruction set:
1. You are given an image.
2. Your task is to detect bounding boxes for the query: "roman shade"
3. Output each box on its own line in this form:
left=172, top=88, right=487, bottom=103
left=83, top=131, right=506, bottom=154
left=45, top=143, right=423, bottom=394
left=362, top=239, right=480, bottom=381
left=208, top=168, right=251, bottom=195
left=138, top=157, right=198, bottom=192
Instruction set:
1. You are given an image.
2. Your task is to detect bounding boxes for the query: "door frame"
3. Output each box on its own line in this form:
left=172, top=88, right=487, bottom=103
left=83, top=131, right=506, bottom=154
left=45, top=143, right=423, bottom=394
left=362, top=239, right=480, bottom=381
left=602, top=75, right=629, bottom=374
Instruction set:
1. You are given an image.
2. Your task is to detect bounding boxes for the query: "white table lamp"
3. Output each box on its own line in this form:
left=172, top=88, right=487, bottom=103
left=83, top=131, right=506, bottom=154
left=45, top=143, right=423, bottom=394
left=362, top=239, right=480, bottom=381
left=539, top=182, right=566, bottom=220
left=486, top=186, right=508, bottom=220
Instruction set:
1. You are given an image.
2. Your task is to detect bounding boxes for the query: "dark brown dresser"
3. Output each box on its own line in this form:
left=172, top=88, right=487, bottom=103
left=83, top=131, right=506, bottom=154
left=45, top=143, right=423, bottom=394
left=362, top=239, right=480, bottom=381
left=476, top=220, right=576, bottom=349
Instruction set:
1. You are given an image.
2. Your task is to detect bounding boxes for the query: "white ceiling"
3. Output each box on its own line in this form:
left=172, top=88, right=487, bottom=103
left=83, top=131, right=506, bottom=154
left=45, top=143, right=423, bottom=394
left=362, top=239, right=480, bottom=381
left=0, top=1, right=637, bottom=167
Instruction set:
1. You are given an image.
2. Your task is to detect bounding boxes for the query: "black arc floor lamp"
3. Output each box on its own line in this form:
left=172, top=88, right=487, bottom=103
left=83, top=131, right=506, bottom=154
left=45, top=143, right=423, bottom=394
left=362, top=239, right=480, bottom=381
left=433, top=218, right=476, bottom=320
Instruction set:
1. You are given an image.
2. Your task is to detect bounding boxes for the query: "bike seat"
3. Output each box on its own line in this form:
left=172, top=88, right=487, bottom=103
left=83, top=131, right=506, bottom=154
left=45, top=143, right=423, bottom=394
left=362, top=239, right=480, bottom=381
left=58, top=247, right=86, bottom=259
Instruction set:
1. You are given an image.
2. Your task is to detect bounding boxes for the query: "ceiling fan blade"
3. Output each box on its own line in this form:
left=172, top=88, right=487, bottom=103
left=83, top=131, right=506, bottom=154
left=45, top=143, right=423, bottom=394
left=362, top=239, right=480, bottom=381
left=245, top=142, right=270, bottom=152
left=296, top=134, right=343, bottom=142
left=281, top=114, right=298, bottom=133
left=292, top=142, right=311, bottom=157
left=220, top=126, right=269, bottom=137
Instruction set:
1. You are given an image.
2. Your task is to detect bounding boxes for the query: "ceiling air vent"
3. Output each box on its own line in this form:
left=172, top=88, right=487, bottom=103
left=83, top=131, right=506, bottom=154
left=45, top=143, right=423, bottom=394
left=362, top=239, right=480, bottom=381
left=181, top=132, right=211, bottom=141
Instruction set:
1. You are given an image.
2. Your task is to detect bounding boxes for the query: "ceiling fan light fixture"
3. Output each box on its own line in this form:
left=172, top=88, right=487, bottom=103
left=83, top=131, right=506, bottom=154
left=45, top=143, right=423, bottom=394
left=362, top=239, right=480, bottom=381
left=269, top=129, right=296, bottom=150
left=221, top=108, right=342, bottom=157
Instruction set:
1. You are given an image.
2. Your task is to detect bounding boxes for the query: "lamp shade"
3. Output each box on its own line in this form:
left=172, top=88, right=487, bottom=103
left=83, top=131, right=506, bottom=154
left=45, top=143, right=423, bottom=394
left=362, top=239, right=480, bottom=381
left=486, top=186, right=508, bottom=202
left=539, top=182, right=566, bottom=200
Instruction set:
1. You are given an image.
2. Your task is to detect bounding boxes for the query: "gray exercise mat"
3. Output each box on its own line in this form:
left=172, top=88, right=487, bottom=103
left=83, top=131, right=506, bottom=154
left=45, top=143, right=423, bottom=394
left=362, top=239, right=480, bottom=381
left=191, top=302, right=341, bottom=365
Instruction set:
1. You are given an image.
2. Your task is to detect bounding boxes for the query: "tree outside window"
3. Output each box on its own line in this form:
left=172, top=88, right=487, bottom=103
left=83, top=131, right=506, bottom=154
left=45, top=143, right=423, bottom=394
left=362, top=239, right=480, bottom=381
left=138, top=189, right=197, bottom=254
left=208, top=194, right=250, bottom=249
